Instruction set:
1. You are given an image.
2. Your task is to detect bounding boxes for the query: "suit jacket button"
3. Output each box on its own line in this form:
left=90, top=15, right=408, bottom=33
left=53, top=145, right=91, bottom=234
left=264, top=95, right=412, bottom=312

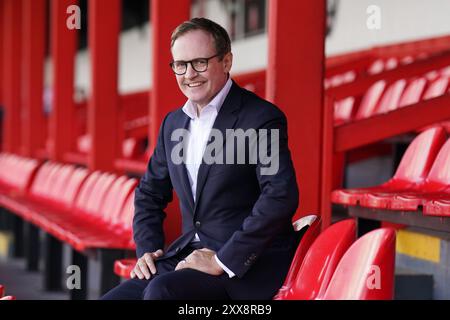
left=195, top=221, right=201, bottom=228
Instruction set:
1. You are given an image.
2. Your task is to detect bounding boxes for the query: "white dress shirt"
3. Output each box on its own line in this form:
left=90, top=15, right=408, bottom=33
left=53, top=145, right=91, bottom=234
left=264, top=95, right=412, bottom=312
left=181, top=77, right=235, bottom=278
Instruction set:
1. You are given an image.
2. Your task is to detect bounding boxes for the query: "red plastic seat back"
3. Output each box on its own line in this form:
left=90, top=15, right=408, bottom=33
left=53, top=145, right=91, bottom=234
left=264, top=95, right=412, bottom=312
left=286, top=219, right=356, bottom=300
left=99, top=176, right=134, bottom=223
left=423, top=76, right=449, bottom=100
left=29, top=162, right=55, bottom=200
left=74, top=171, right=102, bottom=213
left=355, top=80, right=386, bottom=120
left=375, top=79, right=407, bottom=115
left=107, top=178, right=138, bottom=227
left=334, top=97, right=355, bottom=124
left=61, top=167, right=89, bottom=208
left=398, top=77, right=426, bottom=108
left=392, top=127, right=447, bottom=183
left=119, top=192, right=135, bottom=232
left=426, top=138, right=450, bottom=187
left=48, top=165, right=75, bottom=199
left=323, top=228, right=396, bottom=300
left=273, top=215, right=321, bottom=300
left=84, top=173, right=117, bottom=218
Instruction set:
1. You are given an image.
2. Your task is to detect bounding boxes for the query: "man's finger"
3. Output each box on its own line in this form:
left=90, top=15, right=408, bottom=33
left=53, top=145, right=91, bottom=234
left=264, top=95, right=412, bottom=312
left=133, top=264, right=145, bottom=279
left=152, top=249, right=164, bottom=257
left=130, top=270, right=136, bottom=279
left=144, top=255, right=157, bottom=274
left=175, top=259, right=188, bottom=271
left=138, top=259, right=151, bottom=279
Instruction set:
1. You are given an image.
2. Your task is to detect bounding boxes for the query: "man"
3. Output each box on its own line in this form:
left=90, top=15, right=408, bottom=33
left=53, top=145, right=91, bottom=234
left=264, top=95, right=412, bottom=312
left=102, top=17, right=299, bottom=300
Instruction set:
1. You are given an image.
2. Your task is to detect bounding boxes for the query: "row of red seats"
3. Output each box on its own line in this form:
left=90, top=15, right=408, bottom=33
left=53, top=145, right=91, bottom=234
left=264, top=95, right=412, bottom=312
left=334, top=66, right=450, bottom=126
left=0, top=155, right=137, bottom=252
left=332, top=126, right=450, bottom=215
left=114, top=215, right=396, bottom=300
left=277, top=217, right=396, bottom=300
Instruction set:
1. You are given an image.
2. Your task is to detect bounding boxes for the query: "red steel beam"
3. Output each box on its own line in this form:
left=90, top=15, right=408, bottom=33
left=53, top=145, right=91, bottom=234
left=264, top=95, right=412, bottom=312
left=22, top=0, right=46, bottom=157
left=266, top=0, right=326, bottom=220
left=149, top=0, right=190, bottom=152
left=335, top=94, right=450, bottom=152
left=48, top=0, right=77, bottom=162
left=2, top=0, right=22, bottom=154
left=88, top=0, right=120, bottom=172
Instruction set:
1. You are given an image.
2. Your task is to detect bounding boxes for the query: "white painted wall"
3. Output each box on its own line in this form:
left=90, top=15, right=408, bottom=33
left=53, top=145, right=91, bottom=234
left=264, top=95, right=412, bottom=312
left=62, top=0, right=450, bottom=95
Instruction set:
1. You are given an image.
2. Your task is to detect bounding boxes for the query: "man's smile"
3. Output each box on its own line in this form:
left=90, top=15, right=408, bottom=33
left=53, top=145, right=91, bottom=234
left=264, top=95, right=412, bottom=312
left=186, top=81, right=206, bottom=88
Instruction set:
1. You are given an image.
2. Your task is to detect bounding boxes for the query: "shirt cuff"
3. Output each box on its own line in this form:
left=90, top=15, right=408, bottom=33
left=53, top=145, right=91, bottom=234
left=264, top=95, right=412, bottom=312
left=214, top=255, right=235, bottom=278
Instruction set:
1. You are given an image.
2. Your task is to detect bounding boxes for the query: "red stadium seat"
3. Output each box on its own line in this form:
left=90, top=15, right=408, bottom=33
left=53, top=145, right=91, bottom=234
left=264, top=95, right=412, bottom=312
left=281, top=219, right=356, bottom=300
left=375, top=79, right=407, bottom=115
left=362, top=136, right=450, bottom=210
left=398, top=77, right=426, bottom=107
left=424, top=189, right=450, bottom=216
left=273, top=215, right=321, bottom=299
left=332, top=126, right=447, bottom=206
left=322, top=228, right=396, bottom=300
left=354, top=80, right=386, bottom=120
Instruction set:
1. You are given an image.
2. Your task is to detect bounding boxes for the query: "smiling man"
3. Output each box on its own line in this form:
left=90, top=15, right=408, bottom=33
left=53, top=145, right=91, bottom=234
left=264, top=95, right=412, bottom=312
left=102, top=17, right=299, bottom=300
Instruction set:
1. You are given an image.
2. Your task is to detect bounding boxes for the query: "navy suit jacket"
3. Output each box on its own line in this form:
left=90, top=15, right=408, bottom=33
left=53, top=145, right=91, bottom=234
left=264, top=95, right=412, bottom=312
left=133, top=81, right=299, bottom=299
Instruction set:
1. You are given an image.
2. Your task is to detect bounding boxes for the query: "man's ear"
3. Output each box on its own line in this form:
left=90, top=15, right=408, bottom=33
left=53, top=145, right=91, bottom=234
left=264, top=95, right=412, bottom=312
left=223, top=52, right=233, bottom=73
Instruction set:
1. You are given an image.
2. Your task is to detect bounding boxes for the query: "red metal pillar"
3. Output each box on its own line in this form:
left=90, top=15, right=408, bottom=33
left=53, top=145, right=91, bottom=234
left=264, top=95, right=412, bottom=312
left=266, top=1, right=327, bottom=223
left=2, top=0, right=22, bottom=154
left=149, top=0, right=190, bottom=152
left=87, top=0, right=120, bottom=172
left=48, top=0, right=77, bottom=162
left=22, top=0, right=46, bottom=158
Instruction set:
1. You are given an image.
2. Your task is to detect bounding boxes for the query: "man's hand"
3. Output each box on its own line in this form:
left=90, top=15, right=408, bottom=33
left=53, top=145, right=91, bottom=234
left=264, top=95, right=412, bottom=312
left=175, top=248, right=224, bottom=276
left=130, top=249, right=164, bottom=280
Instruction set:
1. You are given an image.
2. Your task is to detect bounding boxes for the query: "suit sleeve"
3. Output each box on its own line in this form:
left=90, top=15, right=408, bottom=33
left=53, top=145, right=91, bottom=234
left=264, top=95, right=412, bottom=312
left=216, top=110, right=299, bottom=278
left=133, top=114, right=173, bottom=258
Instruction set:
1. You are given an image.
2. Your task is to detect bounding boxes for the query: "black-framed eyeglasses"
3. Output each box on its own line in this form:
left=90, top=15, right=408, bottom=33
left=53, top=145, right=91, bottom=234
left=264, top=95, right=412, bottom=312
left=169, top=53, right=221, bottom=75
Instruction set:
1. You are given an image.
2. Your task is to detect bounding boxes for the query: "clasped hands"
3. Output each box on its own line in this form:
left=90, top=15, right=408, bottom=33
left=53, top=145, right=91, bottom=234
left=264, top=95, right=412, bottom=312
left=130, top=248, right=224, bottom=280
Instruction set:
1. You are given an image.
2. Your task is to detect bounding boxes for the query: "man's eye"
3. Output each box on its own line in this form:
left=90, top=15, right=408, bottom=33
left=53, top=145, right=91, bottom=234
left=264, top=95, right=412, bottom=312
left=193, top=59, right=207, bottom=67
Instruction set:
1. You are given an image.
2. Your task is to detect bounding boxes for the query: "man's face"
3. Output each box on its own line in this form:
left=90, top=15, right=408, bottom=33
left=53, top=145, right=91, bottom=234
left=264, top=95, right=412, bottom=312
left=171, top=30, right=232, bottom=109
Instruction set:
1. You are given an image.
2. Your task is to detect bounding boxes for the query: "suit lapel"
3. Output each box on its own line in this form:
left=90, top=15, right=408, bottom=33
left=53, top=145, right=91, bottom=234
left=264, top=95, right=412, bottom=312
left=194, top=82, right=243, bottom=209
left=174, top=112, right=195, bottom=213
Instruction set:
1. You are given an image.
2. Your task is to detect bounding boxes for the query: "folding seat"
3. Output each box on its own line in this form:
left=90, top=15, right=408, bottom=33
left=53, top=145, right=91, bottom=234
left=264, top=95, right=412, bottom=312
left=363, top=136, right=450, bottom=210
left=273, top=215, right=321, bottom=299
left=68, top=176, right=137, bottom=243
left=374, top=79, right=407, bottom=115
left=367, top=59, right=385, bottom=75
left=281, top=219, right=356, bottom=300
left=60, top=167, right=90, bottom=208
left=28, top=162, right=55, bottom=202
left=332, top=126, right=447, bottom=206
left=424, top=187, right=450, bottom=216
left=398, top=77, right=427, bottom=108
left=334, top=97, right=355, bottom=125
left=384, top=57, right=398, bottom=70
left=422, top=75, right=449, bottom=100
left=387, top=138, right=450, bottom=210
left=354, top=80, right=386, bottom=120
left=322, top=228, right=396, bottom=300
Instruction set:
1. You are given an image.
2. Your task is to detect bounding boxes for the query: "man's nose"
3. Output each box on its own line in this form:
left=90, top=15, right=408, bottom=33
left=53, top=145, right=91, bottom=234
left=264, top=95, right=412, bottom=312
left=184, top=63, right=198, bottom=79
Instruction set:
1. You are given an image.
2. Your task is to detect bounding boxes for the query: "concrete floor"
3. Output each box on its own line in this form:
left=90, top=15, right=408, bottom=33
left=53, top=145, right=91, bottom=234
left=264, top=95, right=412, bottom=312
left=0, top=256, right=68, bottom=300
